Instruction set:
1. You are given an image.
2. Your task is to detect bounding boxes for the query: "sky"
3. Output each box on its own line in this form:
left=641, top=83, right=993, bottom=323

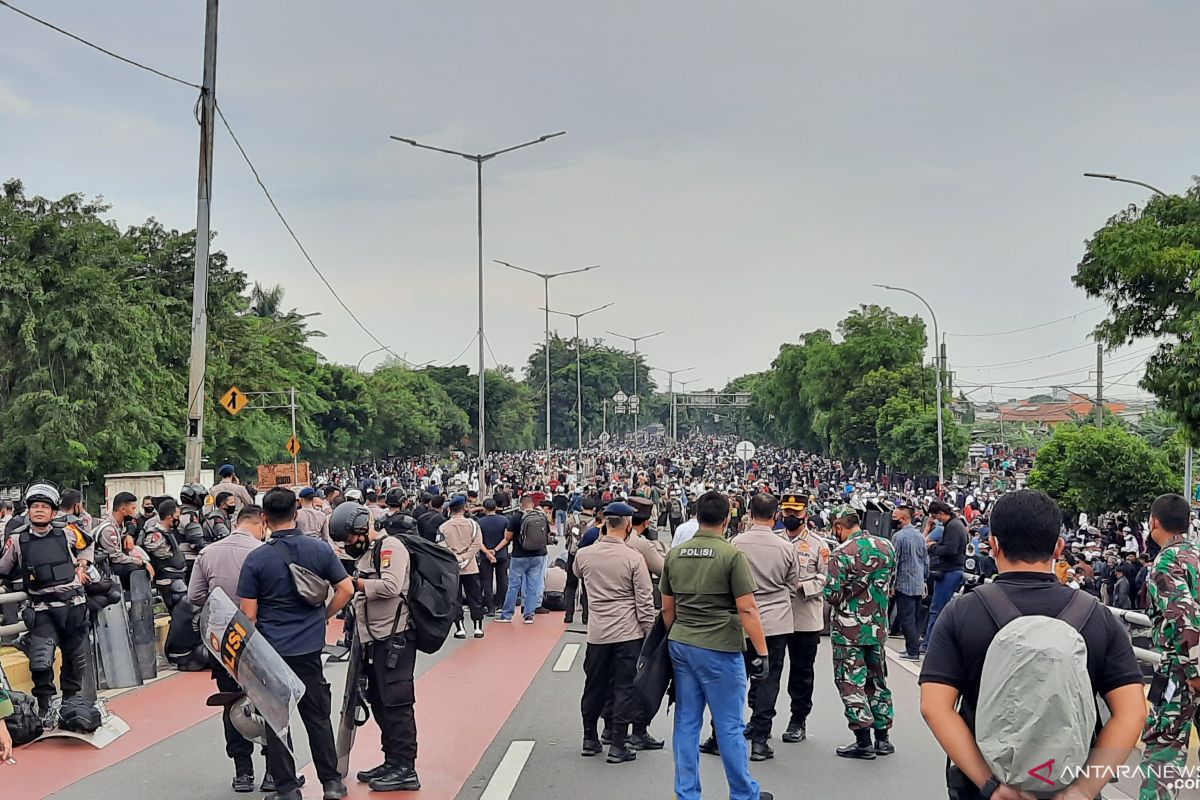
left=2, top=1, right=1196, bottom=403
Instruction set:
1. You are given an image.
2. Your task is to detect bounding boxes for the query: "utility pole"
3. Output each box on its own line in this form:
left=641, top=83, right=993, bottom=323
left=289, top=386, right=298, bottom=483
left=1095, top=343, right=1104, bottom=428
left=606, top=330, right=665, bottom=435
left=940, top=338, right=949, bottom=394
left=184, top=0, right=219, bottom=484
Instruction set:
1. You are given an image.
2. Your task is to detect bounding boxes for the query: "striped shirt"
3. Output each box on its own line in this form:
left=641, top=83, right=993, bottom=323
left=892, top=524, right=929, bottom=596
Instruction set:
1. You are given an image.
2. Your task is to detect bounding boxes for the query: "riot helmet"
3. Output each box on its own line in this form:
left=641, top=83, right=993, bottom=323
left=24, top=482, right=61, bottom=510
left=180, top=483, right=208, bottom=509
left=329, top=501, right=372, bottom=543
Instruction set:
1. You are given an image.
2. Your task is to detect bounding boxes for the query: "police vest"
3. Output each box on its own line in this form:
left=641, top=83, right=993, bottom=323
left=379, top=511, right=415, bottom=537
left=20, top=526, right=76, bottom=590
left=202, top=509, right=231, bottom=543
left=146, top=527, right=187, bottom=574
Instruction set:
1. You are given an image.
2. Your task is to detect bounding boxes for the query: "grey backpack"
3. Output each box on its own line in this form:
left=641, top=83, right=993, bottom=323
left=973, top=585, right=1097, bottom=795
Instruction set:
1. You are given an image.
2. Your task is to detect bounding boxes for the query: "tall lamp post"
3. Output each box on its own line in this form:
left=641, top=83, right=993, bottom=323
left=874, top=284, right=944, bottom=490
left=390, top=130, right=565, bottom=496
left=1082, top=172, right=1188, bottom=495
left=676, top=377, right=703, bottom=439
left=497, top=260, right=600, bottom=467
left=544, top=303, right=615, bottom=456
left=655, top=367, right=695, bottom=441
left=606, top=330, right=665, bottom=435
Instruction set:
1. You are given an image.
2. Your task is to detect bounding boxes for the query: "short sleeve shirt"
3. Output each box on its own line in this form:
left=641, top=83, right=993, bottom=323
left=659, top=528, right=757, bottom=653
left=236, top=529, right=348, bottom=657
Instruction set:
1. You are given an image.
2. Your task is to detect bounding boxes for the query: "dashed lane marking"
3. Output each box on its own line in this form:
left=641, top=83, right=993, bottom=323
left=480, top=740, right=536, bottom=800
left=553, top=642, right=581, bottom=672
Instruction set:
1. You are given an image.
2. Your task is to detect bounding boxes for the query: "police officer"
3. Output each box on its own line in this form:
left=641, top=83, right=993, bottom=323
left=572, top=501, right=655, bottom=764
left=93, top=491, right=148, bottom=592
left=330, top=502, right=420, bottom=792
left=824, top=504, right=896, bottom=759
left=626, top=496, right=666, bottom=580
left=0, top=484, right=94, bottom=720
left=204, top=492, right=234, bottom=544
left=140, top=498, right=191, bottom=611
left=177, top=483, right=210, bottom=571
left=779, top=491, right=829, bottom=744
left=378, top=489, right=417, bottom=539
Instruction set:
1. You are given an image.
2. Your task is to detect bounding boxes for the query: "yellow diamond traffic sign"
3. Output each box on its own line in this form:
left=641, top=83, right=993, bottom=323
left=287, top=435, right=301, bottom=457
left=220, top=386, right=248, bottom=415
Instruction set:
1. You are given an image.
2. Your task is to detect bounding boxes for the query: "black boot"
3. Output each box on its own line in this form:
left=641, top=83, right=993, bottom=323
left=581, top=737, right=603, bottom=757
left=750, top=739, right=774, bottom=761
left=836, top=728, right=877, bottom=760
left=782, top=721, right=806, bottom=743
left=369, top=765, right=421, bottom=792
left=628, top=730, right=664, bottom=751
left=606, top=731, right=637, bottom=764
left=874, top=729, right=895, bottom=756
left=357, top=760, right=400, bottom=783
left=231, top=773, right=255, bottom=793
left=699, top=734, right=720, bottom=755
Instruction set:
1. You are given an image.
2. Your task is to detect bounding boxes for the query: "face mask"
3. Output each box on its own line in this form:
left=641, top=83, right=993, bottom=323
left=223, top=505, right=236, bottom=516
left=1146, top=536, right=1161, bottom=559
left=890, top=518, right=903, bottom=531
left=345, top=537, right=369, bottom=559
left=781, top=516, right=804, bottom=532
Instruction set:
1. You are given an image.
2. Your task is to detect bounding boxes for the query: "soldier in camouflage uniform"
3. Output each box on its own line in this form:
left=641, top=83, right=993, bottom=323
left=824, top=504, right=896, bottom=760
left=1140, top=493, right=1200, bottom=800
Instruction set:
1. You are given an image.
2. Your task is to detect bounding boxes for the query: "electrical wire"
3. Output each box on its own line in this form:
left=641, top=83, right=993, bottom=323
left=0, top=0, right=201, bottom=89
left=954, top=341, right=1095, bottom=370
left=483, top=333, right=503, bottom=371
left=945, top=306, right=1105, bottom=338
left=214, top=102, right=417, bottom=368
left=436, top=334, right=479, bottom=368
left=953, top=346, right=1157, bottom=388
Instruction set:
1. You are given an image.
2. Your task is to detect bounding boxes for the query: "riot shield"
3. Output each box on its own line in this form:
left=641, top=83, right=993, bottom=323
left=199, top=588, right=305, bottom=738
left=334, top=608, right=370, bottom=778
left=128, top=569, right=158, bottom=680
left=94, top=598, right=142, bottom=689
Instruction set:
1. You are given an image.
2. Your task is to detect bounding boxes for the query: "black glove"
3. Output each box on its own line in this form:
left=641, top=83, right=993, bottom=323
left=748, top=653, right=769, bottom=682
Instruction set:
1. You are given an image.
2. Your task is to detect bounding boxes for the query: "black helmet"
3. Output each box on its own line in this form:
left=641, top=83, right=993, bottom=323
left=330, top=501, right=371, bottom=543
left=180, top=483, right=208, bottom=508
left=388, top=513, right=417, bottom=535
left=385, top=487, right=405, bottom=508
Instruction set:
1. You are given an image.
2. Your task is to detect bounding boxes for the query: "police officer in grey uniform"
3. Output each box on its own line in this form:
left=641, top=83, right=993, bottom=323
left=573, top=501, right=656, bottom=764
left=0, top=483, right=95, bottom=719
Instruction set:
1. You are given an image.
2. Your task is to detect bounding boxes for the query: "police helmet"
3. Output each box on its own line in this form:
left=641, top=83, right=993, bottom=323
left=24, top=482, right=61, bottom=510
left=385, top=487, right=406, bottom=508
left=330, top=501, right=372, bottom=543
left=180, top=483, right=208, bottom=509
left=229, top=697, right=267, bottom=745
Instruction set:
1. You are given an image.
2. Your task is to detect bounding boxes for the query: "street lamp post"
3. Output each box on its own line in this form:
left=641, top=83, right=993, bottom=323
left=606, top=330, right=665, bottom=435
left=655, top=367, right=695, bottom=442
left=1082, top=172, right=1188, bottom=496
left=874, top=284, right=944, bottom=490
left=497, top=260, right=600, bottom=468
left=544, top=304, right=615, bottom=457
left=390, top=130, right=565, bottom=496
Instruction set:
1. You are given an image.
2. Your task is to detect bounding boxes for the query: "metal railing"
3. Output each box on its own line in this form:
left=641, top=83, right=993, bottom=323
left=0, top=589, right=29, bottom=637
left=1108, top=606, right=1162, bottom=668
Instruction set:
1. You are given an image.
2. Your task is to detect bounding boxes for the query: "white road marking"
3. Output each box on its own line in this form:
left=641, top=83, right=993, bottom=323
left=480, top=740, right=536, bottom=800
left=884, top=645, right=923, bottom=677
left=553, top=643, right=580, bottom=672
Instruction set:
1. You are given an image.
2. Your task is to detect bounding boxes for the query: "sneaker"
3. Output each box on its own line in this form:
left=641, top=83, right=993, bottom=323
left=750, top=739, right=774, bottom=761
left=473, top=621, right=485, bottom=639
left=899, top=653, right=921, bottom=662
left=523, top=617, right=535, bottom=624
left=836, top=731, right=877, bottom=760
left=369, top=766, right=421, bottom=792
left=495, top=616, right=512, bottom=623
left=605, top=745, right=637, bottom=764
left=261, top=774, right=302, bottom=793
left=563, top=614, right=574, bottom=624
left=453, top=622, right=467, bottom=639
left=761, top=792, right=775, bottom=800
left=628, top=732, right=664, bottom=751
left=232, top=774, right=255, bottom=793
left=534, top=607, right=550, bottom=615
left=874, top=732, right=895, bottom=756
left=581, top=738, right=603, bottom=757
left=699, top=735, right=720, bottom=755
left=356, top=761, right=398, bottom=783
left=782, top=723, right=806, bottom=743
left=600, top=728, right=612, bottom=745
left=322, top=778, right=348, bottom=799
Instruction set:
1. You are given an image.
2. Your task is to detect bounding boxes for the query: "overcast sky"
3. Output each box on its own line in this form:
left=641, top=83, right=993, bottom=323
left=2, top=1, right=1195, bottom=402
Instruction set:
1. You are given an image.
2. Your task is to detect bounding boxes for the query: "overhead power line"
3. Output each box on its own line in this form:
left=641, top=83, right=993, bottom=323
left=954, top=341, right=1094, bottom=370
left=0, top=0, right=201, bottom=89
left=945, top=305, right=1105, bottom=338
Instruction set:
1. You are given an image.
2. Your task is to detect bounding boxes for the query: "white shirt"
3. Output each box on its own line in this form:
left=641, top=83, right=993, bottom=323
left=671, top=519, right=700, bottom=549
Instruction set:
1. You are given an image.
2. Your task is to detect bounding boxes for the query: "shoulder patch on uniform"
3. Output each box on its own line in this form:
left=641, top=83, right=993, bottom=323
left=380, top=549, right=392, bottom=568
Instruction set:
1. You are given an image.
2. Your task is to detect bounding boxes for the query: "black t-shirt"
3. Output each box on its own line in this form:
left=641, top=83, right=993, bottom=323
left=507, top=510, right=548, bottom=559
left=919, top=572, right=1142, bottom=720
left=417, top=511, right=447, bottom=542
left=478, top=514, right=511, bottom=552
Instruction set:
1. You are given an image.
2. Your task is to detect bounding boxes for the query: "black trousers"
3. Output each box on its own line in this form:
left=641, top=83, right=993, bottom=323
left=581, top=639, right=640, bottom=745
left=211, top=657, right=255, bottom=770
left=563, top=553, right=588, bottom=621
left=478, top=556, right=508, bottom=613
left=456, top=573, right=485, bottom=623
left=744, top=634, right=788, bottom=740
left=364, top=630, right=418, bottom=769
left=28, top=603, right=88, bottom=709
left=110, top=562, right=145, bottom=593
left=786, top=630, right=820, bottom=726
left=894, top=592, right=922, bottom=658
left=264, top=652, right=338, bottom=792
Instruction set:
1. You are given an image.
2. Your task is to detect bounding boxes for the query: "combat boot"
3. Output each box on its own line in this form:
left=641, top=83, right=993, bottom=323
left=782, top=721, right=806, bottom=743
left=836, top=728, right=877, bottom=760
left=874, top=729, right=895, bottom=756
left=369, top=765, right=420, bottom=792
left=357, top=760, right=400, bottom=782
left=750, top=739, right=774, bottom=761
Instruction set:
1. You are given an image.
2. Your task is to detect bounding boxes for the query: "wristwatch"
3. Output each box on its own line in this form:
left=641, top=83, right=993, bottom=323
left=979, top=776, right=1001, bottom=799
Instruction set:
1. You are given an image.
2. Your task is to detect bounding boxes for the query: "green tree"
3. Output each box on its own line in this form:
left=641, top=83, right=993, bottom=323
left=878, top=408, right=969, bottom=477
left=1074, top=179, right=1200, bottom=440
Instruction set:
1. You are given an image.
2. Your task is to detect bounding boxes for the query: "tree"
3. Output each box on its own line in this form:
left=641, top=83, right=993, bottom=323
left=362, top=366, right=469, bottom=456
left=1074, top=179, right=1200, bottom=440
left=1027, top=424, right=1176, bottom=516
left=422, top=365, right=536, bottom=452
left=878, top=408, right=969, bottom=477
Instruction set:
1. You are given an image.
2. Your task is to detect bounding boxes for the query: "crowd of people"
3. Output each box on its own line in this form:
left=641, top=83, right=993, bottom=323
left=0, top=434, right=1197, bottom=800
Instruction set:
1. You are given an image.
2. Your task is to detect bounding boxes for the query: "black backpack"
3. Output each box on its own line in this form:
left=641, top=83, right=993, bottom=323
left=4, top=690, right=44, bottom=744
left=374, top=534, right=459, bottom=654
left=518, top=511, right=551, bottom=551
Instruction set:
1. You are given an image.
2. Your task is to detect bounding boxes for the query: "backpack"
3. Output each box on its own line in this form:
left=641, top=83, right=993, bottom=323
left=375, top=534, right=459, bottom=654
left=669, top=499, right=683, bottom=519
left=518, top=511, right=551, bottom=551
left=4, top=690, right=44, bottom=745
left=972, top=585, right=1097, bottom=794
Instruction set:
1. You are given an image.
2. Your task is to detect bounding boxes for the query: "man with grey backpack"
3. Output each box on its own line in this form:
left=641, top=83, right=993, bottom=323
left=919, top=490, right=1146, bottom=800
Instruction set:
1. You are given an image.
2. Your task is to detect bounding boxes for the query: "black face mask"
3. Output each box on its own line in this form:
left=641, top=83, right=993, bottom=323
left=781, top=516, right=804, bottom=532
left=890, top=517, right=903, bottom=531
left=345, top=537, right=369, bottom=559
left=1146, top=536, right=1161, bottom=560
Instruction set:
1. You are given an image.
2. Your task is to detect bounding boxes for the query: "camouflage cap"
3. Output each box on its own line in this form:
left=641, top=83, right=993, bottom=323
left=830, top=504, right=858, bottom=519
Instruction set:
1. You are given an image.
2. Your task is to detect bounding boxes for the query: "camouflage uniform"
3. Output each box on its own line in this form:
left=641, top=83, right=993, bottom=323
left=824, top=527, right=896, bottom=731
left=1139, top=539, right=1200, bottom=800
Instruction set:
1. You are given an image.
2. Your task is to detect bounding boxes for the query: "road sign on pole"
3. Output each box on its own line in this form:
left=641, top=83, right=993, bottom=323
left=613, top=391, right=627, bottom=404
left=220, top=386, right=248, bottom=415
left=735, top=440, right=756, bottom=461
left=286, top=436, right=301, bottom=457
left=598, top=431, right=610, bottom=444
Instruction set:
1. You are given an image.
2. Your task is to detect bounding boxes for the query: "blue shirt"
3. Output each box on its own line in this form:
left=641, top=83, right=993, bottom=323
left=237, top=529, right=347, bottom=657
left=892, top=524, right=929, bottom=596
left=579, top=525, right=601, bottom=549
left=478, top=514, right=511, bottom=555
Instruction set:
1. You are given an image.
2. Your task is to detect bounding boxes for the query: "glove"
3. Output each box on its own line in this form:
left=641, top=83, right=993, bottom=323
left=748, top=653, right=769, bottom=682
